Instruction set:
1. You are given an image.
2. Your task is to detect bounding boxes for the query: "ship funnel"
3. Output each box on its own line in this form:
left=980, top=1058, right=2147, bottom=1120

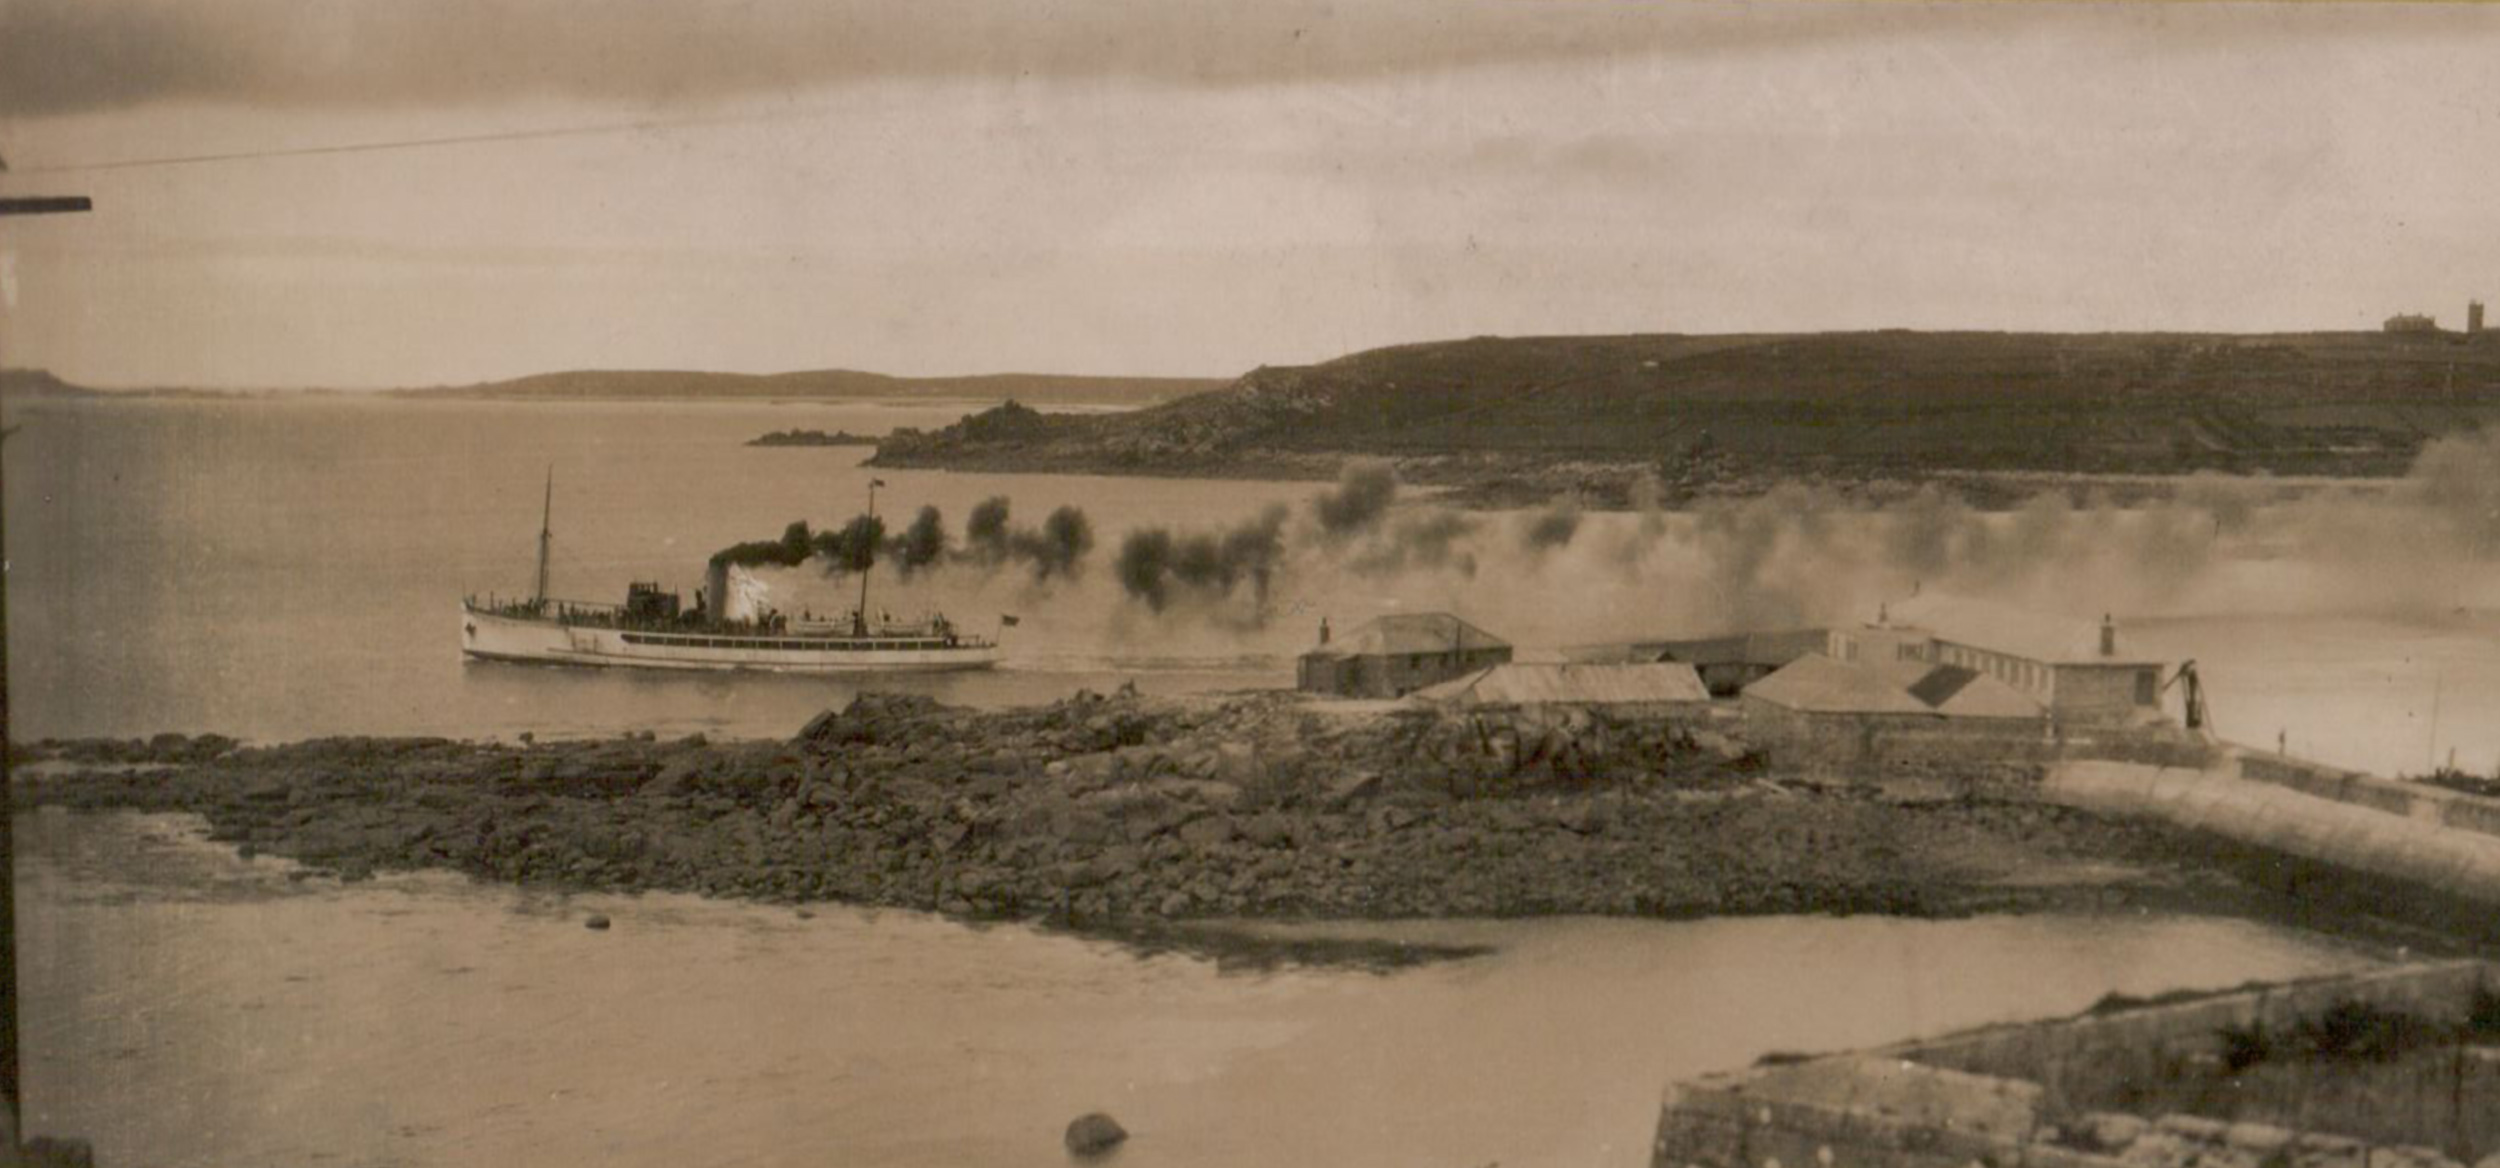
left=726, top=567, right=770, bottom=623
left=705, top=561, right=730, bottom=622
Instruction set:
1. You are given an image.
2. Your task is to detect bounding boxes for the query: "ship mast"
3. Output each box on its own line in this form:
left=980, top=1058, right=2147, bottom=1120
left=533, top=467, right=553, bottom=611
left=856, top=478, right=883, bottom=634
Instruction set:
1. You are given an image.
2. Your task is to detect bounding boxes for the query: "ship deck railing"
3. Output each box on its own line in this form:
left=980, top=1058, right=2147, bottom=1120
left=464, top=594, right=989, bottom=645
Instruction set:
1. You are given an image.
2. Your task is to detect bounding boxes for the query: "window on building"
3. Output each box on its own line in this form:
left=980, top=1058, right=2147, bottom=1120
left=2135, top=670, right=2157, bottom=705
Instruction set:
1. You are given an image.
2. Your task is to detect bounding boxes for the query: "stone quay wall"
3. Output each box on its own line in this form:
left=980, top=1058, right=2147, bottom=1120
left=2236, top=752, right=2500, bottom=843
left=1653, top=963, right=2500, bottom=1168
left=2043, top=761, right=2500, bottom=911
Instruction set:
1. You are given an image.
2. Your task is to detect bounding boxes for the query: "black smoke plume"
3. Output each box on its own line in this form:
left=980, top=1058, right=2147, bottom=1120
left=1116, top=506, right=1289, bottom=617
left=708, top=496, right=1097, bottom=584
left=962, top=496, right=1096, bottom=582
left=1012, top=506, right=1096, bottom=581
left=1310, top=461, right=1397, bottom=540
left=711, top=519, right=820, bottom=569
left=890, top=506, right=949, bottom=577
left=964, top=497, right=1014, bottom=562
left=1522, top=498, right=1582, bottom=552
left=817, top=514, right=887, bottom=576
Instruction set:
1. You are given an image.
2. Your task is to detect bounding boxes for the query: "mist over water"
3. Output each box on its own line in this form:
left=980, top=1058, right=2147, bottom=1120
left=537, top=428, right=2500, bottom=654
left=842, top=430, right=2500, bottom=649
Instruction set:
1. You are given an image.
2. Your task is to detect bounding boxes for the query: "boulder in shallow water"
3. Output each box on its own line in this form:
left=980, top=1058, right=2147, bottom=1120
left=1064, top=1112, right=1128, bottom=1157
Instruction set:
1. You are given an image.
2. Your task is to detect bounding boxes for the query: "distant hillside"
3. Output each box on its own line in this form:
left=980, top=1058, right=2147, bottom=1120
left=873, top=330, right=2500, bottom=504
left=406, top=368, right=1221, bottom=407
left=0, top=368, right=102, bottom=399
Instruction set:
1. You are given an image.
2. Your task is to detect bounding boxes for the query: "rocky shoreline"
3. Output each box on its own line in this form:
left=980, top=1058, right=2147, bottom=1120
left=11, top=690, right=2254, bottom=930
left=746, top=428, right=879, bottom=447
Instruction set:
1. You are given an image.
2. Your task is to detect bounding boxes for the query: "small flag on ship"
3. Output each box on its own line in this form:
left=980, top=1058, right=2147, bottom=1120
left=1000, top=614, right=1021, bottom=627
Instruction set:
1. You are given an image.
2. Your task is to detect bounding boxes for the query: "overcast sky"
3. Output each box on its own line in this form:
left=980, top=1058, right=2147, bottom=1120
left=2, top=0, right=2497, bottom=389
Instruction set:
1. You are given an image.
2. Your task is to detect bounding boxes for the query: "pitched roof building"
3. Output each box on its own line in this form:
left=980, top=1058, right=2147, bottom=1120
left=1413, top=661, right=1709, bottom=708
left=1743, top=653, right=1938, bottom=718
left=1837, top=591, right=2168, bottom=725
left=1901, top=663, right=2046, bottom=719
left=1296, top=612, right=1513, bottom=698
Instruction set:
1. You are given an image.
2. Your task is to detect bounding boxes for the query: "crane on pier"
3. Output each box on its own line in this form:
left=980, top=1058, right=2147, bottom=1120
left=2163, top=659, right=2210, bottom=733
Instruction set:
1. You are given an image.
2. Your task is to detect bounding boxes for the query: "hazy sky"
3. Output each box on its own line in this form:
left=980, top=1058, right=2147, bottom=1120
left=2, top=0, right=2497, bottom=389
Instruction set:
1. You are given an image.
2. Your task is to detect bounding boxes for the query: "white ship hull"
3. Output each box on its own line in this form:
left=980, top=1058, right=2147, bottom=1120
left=461, top=605, right=1001, bottom=673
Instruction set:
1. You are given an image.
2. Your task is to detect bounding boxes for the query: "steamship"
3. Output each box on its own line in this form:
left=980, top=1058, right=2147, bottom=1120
left=460, top=477, right=1001, bottom=673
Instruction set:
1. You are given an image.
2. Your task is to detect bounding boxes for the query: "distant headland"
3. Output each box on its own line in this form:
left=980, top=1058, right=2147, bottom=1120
left=871, top=327, right=2500, bottom=508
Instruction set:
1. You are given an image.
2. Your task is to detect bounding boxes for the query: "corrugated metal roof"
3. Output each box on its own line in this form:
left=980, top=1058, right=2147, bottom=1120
left=1416, top=662, right=1710, bottom=706
left=1744, top=653, right=1937, bottom=715
left=1882, top=592, right=2152, bottom=665
left=1306, top=612, right=1510, bottom=659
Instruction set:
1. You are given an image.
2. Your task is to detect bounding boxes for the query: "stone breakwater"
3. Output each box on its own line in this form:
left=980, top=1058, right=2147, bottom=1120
left=10, top=691, right=2230, bottom=926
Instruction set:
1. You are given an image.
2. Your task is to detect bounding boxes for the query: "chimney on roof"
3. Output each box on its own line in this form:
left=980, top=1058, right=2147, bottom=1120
left=2100, top=614, right=2116, bottom=658
left=1318, top=616, right=1331, bottom=646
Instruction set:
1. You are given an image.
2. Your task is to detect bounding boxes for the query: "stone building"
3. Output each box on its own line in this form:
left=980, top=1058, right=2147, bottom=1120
left=1836, top=592, right=2168, bottom=725
left=1295, top=612, right=1512, bottom=698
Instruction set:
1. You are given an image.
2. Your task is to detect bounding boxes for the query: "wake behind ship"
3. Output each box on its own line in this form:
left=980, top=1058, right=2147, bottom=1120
left=461, top=477, right=1000, bottom=673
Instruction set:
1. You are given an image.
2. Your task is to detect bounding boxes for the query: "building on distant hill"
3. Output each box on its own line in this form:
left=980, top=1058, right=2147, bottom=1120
left=2384, top=313, right=2439, bottom=333
left=1412, top=661, right=1709, bottom=712
left=2472, top=300, right=2486, bottom=335
left=1296, top=612, right=1512, bottom=698
left=1835, top=592, right=2168, bottom=725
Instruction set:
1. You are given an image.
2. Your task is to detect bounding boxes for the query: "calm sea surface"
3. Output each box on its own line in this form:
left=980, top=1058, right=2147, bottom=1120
left=3, top=395, right=1330, bottom=743
left=5, top=396, right=2492, bottom=1166
left=16, top=810, right=2380, bottom=1168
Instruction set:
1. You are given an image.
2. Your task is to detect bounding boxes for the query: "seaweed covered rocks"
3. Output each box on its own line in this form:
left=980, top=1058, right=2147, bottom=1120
left=12, top=690, right=2211, bottom=927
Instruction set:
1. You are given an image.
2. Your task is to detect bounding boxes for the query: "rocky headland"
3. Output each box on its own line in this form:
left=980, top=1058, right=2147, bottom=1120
left=12, top=690, right=2253, bottom=930
left=870, top=331, right=2500, bottom=509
